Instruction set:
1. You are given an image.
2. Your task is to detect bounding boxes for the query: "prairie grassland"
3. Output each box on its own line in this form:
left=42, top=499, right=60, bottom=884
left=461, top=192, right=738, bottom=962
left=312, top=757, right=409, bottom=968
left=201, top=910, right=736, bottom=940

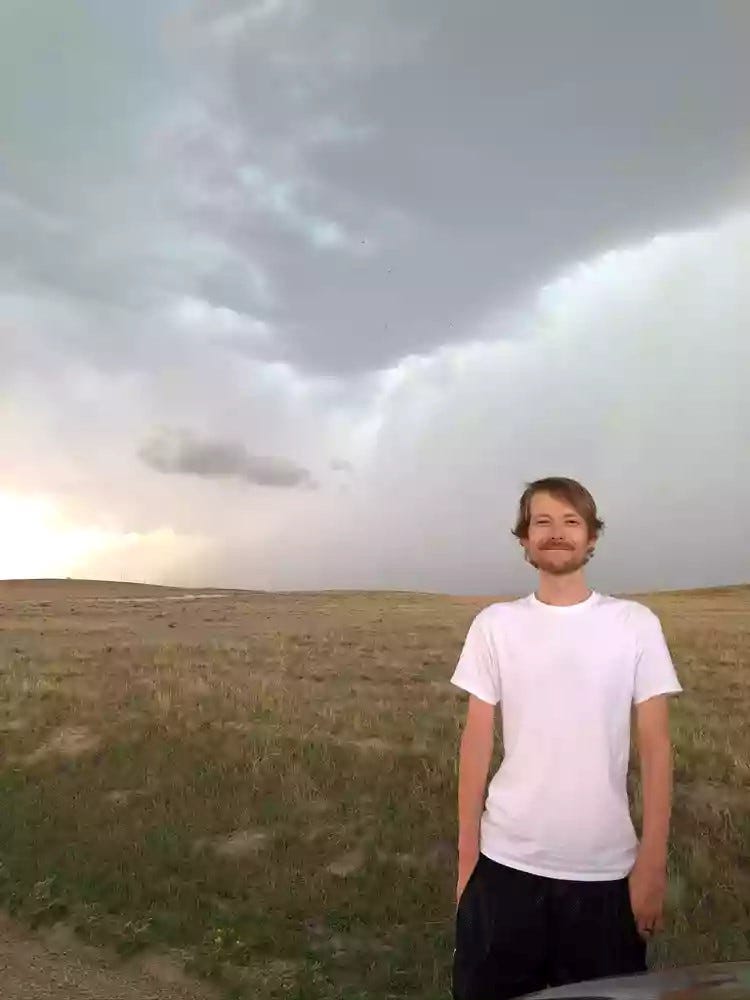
left=0, top=579, right=748, bottom=999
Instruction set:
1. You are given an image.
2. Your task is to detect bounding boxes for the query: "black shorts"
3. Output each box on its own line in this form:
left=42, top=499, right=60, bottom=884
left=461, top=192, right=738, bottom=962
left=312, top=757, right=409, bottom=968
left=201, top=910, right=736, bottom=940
left=453, top=854, right=647, bottom=1000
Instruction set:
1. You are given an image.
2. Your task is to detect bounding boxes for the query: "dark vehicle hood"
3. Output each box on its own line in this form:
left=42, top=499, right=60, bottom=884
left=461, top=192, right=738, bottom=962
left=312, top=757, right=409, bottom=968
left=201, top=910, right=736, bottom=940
left=524, top=963, right=750, bottom=1000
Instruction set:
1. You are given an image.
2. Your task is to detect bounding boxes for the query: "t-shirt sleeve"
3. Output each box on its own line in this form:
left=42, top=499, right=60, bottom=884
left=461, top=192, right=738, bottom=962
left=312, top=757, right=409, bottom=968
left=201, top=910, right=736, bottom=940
left=633, top=607, right=683, bottom=704
left=450, top=612, right=501, bottom=705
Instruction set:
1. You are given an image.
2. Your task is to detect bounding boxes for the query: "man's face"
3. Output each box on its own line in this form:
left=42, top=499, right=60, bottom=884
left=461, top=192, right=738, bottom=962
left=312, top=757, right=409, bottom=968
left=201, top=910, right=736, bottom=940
left=521, top=491, right=595, bottom=575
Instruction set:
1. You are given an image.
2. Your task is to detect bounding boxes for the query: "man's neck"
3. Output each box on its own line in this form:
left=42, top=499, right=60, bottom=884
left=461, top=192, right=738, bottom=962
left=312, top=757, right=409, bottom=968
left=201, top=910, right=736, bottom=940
left=534, top=574, right=592, bottom=607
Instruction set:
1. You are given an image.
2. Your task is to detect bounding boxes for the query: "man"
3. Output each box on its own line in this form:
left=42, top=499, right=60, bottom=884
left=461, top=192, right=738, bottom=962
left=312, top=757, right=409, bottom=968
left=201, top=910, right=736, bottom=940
left=451, top=477, right=682, bottom=1000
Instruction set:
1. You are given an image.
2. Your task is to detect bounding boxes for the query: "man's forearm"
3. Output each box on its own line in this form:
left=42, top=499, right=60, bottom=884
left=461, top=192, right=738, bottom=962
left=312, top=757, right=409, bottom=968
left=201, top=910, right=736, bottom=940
left=457, top=728, right=493, bottom=856
left=636, top=737, right=673, bottom=867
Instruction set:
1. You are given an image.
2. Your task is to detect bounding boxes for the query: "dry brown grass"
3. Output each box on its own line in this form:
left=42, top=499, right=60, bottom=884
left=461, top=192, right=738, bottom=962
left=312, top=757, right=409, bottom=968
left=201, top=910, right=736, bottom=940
left=0, top=578, right=748, bottom=999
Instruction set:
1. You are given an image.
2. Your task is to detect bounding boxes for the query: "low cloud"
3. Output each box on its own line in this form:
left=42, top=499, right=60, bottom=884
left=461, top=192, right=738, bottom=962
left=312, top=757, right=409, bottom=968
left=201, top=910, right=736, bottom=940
left=138, top=429, right=315, bottom=489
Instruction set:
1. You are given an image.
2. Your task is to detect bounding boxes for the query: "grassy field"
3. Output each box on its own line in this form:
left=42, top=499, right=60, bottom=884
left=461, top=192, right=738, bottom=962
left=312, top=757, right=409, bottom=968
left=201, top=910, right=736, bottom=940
left=0, top=579, right=749, bottom=999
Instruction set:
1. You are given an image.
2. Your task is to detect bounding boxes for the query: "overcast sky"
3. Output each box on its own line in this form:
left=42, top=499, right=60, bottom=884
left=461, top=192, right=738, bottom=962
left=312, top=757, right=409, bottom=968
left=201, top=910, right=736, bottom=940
left=2, top=0, right=748, bottom=595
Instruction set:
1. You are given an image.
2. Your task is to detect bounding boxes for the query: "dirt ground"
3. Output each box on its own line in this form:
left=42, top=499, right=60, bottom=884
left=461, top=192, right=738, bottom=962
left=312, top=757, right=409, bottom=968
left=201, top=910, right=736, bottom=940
left=0, top=913, right=220, bottom=1000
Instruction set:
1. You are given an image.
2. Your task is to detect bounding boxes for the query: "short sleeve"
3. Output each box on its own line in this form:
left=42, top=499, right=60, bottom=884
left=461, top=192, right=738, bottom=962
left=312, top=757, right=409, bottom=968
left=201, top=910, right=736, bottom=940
left=633, top=607, right=683, bottom=705
left=450, top=612, right=501, bottom=705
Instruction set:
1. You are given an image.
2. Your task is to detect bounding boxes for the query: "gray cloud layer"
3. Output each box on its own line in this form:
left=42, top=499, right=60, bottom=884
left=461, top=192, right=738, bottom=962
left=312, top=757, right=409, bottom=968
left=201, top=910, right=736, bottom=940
left=5, top=1, right=750, bottom=380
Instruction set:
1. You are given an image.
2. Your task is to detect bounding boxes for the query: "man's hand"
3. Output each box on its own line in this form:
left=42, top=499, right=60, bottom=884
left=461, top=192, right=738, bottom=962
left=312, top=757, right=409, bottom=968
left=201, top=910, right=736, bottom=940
left=628, top=859, right=667, bottom=939
left=456, top=847, right=479, bottom=908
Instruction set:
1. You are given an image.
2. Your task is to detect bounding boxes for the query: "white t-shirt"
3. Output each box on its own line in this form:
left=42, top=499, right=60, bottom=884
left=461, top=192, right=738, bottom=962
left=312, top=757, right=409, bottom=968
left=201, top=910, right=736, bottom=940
left=450, top=590, right=682, bottom=881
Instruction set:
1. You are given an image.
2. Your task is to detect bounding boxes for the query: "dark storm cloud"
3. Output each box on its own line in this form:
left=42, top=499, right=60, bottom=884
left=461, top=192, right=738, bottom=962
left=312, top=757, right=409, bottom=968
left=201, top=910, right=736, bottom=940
left=4, top=1, right=749, bottom=380
left=138, top=429, right=315, bottom=488
left=182, top=0, right=750, bottom=374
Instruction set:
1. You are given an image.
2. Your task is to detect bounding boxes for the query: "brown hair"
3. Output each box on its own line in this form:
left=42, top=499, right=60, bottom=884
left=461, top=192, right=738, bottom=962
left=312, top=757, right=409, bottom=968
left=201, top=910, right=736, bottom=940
left=511, top=477, right=605, bottom=543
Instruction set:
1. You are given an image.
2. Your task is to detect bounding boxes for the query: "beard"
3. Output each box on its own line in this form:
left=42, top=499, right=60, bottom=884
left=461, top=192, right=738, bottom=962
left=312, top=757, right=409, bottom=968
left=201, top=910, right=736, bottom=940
left=524, top=546, right=592, bottom=574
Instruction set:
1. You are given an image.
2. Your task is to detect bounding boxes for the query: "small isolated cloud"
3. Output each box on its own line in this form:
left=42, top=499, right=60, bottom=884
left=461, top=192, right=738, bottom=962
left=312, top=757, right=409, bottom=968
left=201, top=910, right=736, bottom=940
left=138, top=429, right=315, bottom=488
left=330, top=458, right=354, bottom=473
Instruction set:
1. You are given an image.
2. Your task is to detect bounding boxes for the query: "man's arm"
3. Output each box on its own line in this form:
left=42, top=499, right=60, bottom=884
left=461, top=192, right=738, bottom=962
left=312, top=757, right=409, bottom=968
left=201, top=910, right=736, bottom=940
left=629, top=694, right=674, bottom=937
left=456, top=694, right=495, bottom=904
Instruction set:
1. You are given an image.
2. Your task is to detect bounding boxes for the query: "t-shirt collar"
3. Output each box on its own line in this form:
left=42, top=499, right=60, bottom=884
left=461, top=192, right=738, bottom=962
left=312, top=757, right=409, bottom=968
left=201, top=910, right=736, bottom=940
left=529, top=589, right=600, bottom=613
